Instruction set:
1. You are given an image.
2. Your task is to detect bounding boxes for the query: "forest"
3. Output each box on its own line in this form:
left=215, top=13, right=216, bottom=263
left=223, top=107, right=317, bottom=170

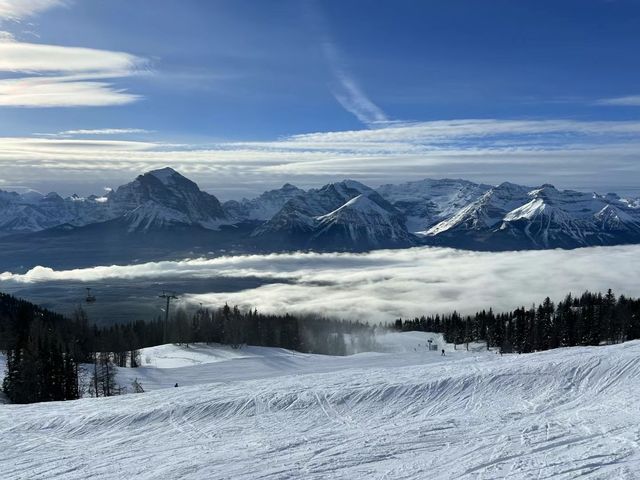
left=0, top=293, right=374, bottom=403
left=2, top=289, right=640, bottom=403
left=394, top=290, right=640, bottom=353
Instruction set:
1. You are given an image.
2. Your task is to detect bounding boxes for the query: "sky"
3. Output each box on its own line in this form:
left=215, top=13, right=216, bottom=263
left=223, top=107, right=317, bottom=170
left=1, top=0, right=640, bottom=199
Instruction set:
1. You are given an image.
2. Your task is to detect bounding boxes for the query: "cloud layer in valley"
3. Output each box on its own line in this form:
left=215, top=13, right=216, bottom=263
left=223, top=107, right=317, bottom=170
left=2, top=245, right=640, bottom=322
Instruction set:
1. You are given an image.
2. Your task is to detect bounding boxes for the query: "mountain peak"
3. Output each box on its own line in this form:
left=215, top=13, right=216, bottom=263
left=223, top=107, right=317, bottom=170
left=494, top=181, right=529, bottom=193
left=145, top=167, right=184, bottom=185
left=313, top=192, right=413, bottom=248
left=338, top=179, right=369, bottom=189
left=318, top=194, right=385, bottom=219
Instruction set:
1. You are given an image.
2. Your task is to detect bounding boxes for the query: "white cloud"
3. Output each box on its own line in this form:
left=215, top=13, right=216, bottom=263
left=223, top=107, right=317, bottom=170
left=1, top=118, right=640, bottom=197
left=0, top=0, right=65, bottom=21
left=330, top=71, right=388, bottom=125
left=0, top=34, right=146, bottom=108
left=0, top=76, right=141, bottom=107
left=0, top=40, right=141, bottom=73
left=61, top=128, right=151, bottom=135
left=305, top=0, right=387, bottom=126
left=323, top=41, right=388, bottom=125
left=595, top=95, right=640, bottom=106
left=2, top=245, right=639, bottom=322
left=36, top=128, right=152, bottom=137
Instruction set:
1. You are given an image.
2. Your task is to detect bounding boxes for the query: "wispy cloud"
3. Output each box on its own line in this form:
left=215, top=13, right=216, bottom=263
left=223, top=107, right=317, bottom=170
left=0, top=75, right=142, bottom=107
left=0, top=15, right=146, bottom=107
left=305, top=0, right=388, bottom=126
left=2, top=245, right=639, bottom=322
left=0, top=40, right=141, bottom=73
left=0, top=0, right=65, bottom=21
left=595, top=95, right=640, bottom=106
left=323, top=41, right=388, bottom=125
left=1, top=118, right=640, bottom=196
left=35, top=128, right=153, bottom=138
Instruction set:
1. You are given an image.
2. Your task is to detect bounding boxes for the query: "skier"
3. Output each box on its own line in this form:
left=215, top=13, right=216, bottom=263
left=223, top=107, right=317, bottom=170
left=174, top=383, right=179, bottom=388
left=441, top=349, right=445, bottom=356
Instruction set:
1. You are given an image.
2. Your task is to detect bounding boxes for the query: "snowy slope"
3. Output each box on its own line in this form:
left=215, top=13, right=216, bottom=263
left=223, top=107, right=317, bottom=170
left=0, top=190, right=115, bottom=235
left=116, top=333, right=452, bottom=390
left=251, top=180, right=372, bottom=242
left=312, top=192, right=415, bottom=248
left=112, top=167, right=229, bottom=232
left=376, top=178, right=491, bottom=232
left=426, top=182, right=532, bottom=235
left=223, top=183, right=306, bottom=221
left=1, top=338, right=640, bottom=479
left=426, top=183, right=640, bottom=249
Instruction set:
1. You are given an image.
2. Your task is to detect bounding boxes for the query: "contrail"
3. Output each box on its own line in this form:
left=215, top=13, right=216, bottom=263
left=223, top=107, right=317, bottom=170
left=304, top=0, right=389, bottom=126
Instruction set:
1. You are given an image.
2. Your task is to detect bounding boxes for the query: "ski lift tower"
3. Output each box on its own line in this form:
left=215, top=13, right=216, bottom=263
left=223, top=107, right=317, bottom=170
left=159, top=291, right=178, bottom=342
left=85, top=287, right=96, bottom=303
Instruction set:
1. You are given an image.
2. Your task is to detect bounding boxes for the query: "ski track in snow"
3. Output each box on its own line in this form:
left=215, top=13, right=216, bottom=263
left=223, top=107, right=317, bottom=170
left=1, top=333, right=640, bottom=479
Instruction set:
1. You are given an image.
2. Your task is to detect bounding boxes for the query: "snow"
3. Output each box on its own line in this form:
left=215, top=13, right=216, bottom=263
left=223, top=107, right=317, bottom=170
left=377, top=178, right=491, bottom=233
left=119, top=333, right=454, bottom=390
left=228, top=183, right=306, bottom=221
left=138, top=343, right=283, bottom=369
left=317, top=194, right=390, bottom=220
left=426, top=182, right=533, bottom=235
left=424, top=181, right=640, bottom=246
left=251, top=180, right=375, bottom=238
left=2, top=334, right=640, bottom=479
left=124, top=201, right=191, bottom=231
left=313, top=194, right=412, bottom=245
left=2, top=173, right=640, bottom=249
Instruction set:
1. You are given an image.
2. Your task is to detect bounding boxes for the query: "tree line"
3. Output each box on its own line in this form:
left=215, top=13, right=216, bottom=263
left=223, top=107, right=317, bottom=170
left=0, top=292, right=374, bottom=403
left=4, top=289, right=640, bottom=404
left=394, top=290, right=640, bottom=353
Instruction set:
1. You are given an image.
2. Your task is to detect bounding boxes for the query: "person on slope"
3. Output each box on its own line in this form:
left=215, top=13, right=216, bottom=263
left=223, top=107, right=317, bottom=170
left=441, top=349, right=445, bottom=356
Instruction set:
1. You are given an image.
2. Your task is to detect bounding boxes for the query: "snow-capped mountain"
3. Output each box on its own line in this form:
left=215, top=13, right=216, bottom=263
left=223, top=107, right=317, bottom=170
left=426, top=182, right=532, bottom=236
left=223, top=183, right=305, bottom=221
left=249, top=182, right=415, bottom=250
left=426, top=183, right=640, bottom=249
left=110, top=168, right=228, bottom=232
left=376, top=178, right=491, bottom=233
left=0, top=189, right=113, bottom=235
left=0, top=168, right=229, bottom=235
left=251, top=180, right=372, bottom=239
left=312, top=192, right=416, bottom=249
left=2, top=169, right=639, bottom=253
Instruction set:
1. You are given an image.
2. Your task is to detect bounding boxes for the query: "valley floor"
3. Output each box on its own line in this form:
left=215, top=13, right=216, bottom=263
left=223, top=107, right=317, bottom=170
left=1, top=333, right=639, bottom=479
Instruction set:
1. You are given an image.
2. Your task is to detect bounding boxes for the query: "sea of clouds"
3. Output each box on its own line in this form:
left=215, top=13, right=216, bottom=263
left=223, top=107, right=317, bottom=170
left=2, top=245, right=639, bottom=322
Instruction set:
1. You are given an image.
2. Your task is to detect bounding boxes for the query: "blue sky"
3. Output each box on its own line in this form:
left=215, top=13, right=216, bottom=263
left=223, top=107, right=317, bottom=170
left=0, top=0, right=640, bottom=198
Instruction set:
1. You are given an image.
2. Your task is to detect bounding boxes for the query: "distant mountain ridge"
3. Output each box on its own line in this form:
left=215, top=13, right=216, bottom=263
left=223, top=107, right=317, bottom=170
left=1, top=167, right=639, bottom=254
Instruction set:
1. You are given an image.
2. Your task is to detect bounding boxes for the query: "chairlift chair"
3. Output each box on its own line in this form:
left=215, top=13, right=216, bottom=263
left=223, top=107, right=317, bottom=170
left=85, top=287, right=96, bottom=303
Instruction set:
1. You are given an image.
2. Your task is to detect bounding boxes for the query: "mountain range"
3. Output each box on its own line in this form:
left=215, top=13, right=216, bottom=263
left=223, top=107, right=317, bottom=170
left=1, top=167, right=639, bottom=266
